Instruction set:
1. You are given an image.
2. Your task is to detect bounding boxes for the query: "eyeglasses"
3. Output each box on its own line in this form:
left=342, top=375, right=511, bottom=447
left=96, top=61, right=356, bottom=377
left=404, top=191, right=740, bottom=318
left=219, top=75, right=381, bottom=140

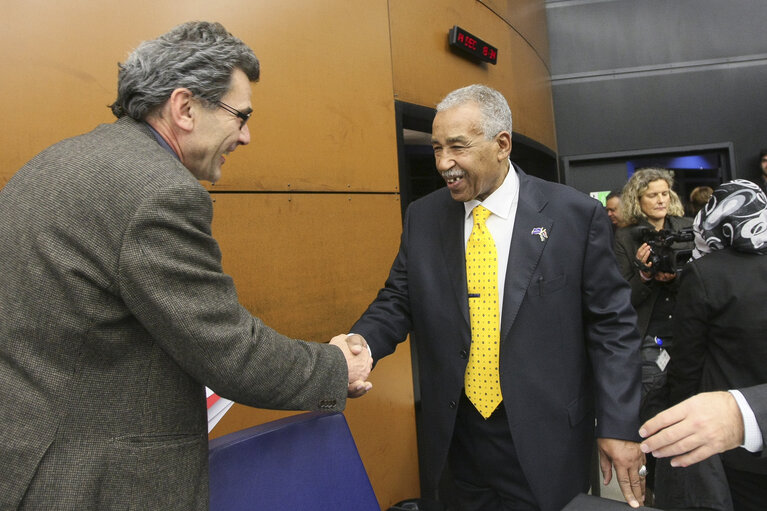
left=217, top=101, right=252, bottom=129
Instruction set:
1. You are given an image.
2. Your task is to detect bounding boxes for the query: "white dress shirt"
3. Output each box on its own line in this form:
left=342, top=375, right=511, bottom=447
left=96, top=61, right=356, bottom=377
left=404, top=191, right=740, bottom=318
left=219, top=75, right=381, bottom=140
left=730, top=389, right=764, bottom=452
left=463, top=162, right=520, bottom=315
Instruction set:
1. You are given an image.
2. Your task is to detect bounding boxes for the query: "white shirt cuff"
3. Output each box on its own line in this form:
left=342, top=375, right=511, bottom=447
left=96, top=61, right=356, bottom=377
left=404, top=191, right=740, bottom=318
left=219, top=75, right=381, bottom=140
left=729, top=389, right=764, bottom=452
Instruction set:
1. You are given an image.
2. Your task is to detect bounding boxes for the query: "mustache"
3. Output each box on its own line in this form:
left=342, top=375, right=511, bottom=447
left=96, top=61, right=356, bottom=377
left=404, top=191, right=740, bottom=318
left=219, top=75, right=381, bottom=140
left=440, top=167, right=465, bottom=180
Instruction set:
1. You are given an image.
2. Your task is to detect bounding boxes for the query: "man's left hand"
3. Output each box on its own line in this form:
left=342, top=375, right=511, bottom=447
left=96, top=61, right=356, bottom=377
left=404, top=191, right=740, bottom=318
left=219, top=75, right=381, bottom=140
left=597, top=438, right=646, bottom=508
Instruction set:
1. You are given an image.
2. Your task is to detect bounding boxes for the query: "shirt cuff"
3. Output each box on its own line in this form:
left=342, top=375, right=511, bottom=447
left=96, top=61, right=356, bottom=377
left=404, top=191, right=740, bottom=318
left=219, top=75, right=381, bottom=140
left=729, top=389, right=764, bottom=452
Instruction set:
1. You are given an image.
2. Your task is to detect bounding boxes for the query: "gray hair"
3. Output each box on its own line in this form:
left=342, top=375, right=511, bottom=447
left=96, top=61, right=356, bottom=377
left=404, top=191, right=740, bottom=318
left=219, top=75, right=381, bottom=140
left=110, top=21, right=259, bottom=120
left=436, top=84, right=512, bottom=140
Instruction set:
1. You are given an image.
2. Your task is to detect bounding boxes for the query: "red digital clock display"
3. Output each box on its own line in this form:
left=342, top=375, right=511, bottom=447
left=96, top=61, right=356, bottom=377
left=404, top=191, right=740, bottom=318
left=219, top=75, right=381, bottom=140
left=448, top=25, right=498, bottom=65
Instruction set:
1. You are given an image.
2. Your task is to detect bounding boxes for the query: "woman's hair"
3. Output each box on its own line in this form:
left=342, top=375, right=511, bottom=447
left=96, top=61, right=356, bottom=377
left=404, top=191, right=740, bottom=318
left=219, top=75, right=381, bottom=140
left=110, top=21, right=260, bottom=120
left=619, top=167, right=685, bottom=226
left=436, top=84, right=512, bottom=140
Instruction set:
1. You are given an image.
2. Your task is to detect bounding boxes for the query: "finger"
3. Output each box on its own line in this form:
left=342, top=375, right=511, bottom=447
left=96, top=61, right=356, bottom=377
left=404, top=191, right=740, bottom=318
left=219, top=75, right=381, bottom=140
left=669, top=445, right=714, bottom=467
left=640, top=420, right=696, bottom=454
left=615, top=468, right=640, bottom=508
left=347, top=381, right=373, bottom=398
left=628, top=467, right=645, bottom=506
left=346, top=334, right=365, bottom=354
left=647, top=430, right=703, bottom=459
left=598, top=451, right=613, bottom=486
left=347, top=333, right=367, bottom=346
left=640, top=404, right=687, bottom=438
left=328, top=336, right=351, bottom=356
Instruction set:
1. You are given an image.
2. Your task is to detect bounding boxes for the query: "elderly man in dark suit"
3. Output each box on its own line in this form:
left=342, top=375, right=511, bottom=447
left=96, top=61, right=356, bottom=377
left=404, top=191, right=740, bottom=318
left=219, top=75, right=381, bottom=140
left=350, top=85, right=645, bottom=511
left=351, top=85, right=644, bottom=511
left=0, top=22, right=370, bottom=510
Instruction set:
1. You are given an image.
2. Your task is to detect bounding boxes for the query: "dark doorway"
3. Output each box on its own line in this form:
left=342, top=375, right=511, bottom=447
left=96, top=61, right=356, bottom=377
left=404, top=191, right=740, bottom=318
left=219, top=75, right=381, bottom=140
left=561, top=143, right=735, bottom=211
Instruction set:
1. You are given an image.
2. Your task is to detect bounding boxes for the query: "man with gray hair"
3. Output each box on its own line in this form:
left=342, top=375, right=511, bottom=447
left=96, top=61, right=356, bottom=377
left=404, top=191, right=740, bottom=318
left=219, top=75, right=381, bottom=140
left=0, top=21, right=370, bottom=510
left=351, top=84, right=644, bottom=510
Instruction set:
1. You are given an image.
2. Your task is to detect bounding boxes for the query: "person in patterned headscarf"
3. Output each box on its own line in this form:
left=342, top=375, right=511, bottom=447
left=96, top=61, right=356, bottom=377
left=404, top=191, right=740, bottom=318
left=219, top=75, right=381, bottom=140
left=691, top=179, right=767, bottom=259
left=661, top=179, right=767, bottom=511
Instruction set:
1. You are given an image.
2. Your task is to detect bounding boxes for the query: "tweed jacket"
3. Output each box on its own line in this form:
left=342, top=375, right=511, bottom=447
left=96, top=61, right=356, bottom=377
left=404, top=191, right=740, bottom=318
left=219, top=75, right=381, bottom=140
left=0, top=117, right=348, bottom=510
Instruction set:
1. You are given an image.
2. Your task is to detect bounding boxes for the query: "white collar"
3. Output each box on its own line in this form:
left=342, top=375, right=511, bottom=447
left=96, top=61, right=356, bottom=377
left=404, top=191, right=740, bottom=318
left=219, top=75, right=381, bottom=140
left=463, top=160, right=518, bottom=221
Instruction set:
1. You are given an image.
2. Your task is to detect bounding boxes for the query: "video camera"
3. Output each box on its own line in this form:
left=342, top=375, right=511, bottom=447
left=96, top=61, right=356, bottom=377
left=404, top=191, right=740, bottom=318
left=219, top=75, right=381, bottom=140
left=631, top=226, right=694, bottom=275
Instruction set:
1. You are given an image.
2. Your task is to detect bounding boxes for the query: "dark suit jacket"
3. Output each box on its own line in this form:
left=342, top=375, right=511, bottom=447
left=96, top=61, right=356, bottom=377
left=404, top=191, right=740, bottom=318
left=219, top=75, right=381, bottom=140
left=671, top=248, right=767, bottom=473
left=352, top=166, right=641, bottom=511
left=0, top=117, right=348, bottom=510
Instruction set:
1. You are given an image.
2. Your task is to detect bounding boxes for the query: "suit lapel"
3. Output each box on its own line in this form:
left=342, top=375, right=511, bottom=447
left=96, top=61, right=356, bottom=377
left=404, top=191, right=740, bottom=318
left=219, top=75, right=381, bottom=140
left=501, top=169, right=552, bottom=341
left=439, top=197, right=471, bottom=330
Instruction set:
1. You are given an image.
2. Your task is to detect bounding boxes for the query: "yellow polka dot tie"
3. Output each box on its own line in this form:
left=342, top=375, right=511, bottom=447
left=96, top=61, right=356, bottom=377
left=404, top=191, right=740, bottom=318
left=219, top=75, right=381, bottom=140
left=464, top=205, right=502, bottom=419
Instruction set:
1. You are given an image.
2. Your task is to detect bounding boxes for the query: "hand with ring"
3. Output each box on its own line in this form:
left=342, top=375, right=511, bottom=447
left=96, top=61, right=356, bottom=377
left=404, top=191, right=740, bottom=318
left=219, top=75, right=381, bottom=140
left=597, top=438, right=646, bottom=508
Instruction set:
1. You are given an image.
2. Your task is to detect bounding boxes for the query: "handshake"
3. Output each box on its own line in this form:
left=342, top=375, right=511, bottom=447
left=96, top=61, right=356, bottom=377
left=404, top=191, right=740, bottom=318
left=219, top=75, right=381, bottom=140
left=329, top=334, right=374, bottom=398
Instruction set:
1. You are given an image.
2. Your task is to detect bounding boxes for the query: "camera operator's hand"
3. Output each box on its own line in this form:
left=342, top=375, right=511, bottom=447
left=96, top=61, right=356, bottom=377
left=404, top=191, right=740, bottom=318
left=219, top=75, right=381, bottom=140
left=653, top=271, right=676, bottom=282
left=635, top=243, right=676, bottom=282
left=635, top=243, right=654, bottom=281
left=635, top=243, right=651, bottom=266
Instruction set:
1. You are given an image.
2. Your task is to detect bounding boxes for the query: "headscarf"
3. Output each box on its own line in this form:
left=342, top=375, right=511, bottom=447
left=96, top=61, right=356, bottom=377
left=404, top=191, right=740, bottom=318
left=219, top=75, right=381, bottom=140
left=692, top=179, right=767, bottom=259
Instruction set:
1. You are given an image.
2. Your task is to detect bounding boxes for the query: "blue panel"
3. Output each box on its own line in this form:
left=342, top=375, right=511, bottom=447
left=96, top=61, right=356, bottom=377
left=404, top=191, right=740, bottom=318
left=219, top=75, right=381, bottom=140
left=209, top=412, right=379, bottom=511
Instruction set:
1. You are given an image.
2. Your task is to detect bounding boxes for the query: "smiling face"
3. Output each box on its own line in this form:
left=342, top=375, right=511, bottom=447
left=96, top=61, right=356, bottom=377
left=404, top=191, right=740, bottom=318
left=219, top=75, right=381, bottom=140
left=431, top=102, right=510, bottom=202
left=639, top=179, right=671, bottom=228
left=184, top=68, right=252, bottom=183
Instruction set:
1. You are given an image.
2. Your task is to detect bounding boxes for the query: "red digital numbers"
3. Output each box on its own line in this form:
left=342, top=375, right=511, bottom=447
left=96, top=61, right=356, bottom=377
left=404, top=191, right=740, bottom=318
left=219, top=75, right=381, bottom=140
left=449, top=26, right=497, bottom=65
left=456, top=32, right=477, bottom=50
left=482, top=46, right=497, bottom=60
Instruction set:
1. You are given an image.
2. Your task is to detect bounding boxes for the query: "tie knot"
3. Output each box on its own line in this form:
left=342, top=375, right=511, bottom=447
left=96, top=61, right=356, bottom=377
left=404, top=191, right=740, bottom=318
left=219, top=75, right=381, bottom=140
left=472, top=205, right=491, bottom=225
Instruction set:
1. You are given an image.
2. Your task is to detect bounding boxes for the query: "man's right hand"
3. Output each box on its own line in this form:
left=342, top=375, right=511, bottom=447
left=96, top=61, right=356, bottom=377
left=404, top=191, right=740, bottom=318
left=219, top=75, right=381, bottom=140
left=329, top=333, right=373, bottom=397
left=639, top=391, right=744, bottom=466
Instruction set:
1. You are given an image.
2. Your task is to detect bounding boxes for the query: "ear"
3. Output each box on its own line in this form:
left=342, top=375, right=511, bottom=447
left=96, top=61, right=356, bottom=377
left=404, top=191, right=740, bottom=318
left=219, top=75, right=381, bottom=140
left=496, top=131, right=512, bottom=161
left=168, top=88, right=195, bottom=132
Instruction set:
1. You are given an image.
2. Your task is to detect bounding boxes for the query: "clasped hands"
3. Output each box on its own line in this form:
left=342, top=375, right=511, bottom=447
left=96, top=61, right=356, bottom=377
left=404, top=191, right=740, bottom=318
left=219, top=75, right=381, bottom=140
left=329, top=333, right=373, bottom=398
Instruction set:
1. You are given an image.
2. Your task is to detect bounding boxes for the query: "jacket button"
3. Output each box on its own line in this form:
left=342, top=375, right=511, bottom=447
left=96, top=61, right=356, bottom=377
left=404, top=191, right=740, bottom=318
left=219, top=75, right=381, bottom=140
left=460, top=349, right=468, bottom=359
left=449, top=401, right=457, bottom=409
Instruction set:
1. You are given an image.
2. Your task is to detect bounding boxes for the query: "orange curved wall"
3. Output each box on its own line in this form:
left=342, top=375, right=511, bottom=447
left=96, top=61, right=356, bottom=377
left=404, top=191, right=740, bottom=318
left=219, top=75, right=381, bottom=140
left=0, top=1, right=554, bottom=507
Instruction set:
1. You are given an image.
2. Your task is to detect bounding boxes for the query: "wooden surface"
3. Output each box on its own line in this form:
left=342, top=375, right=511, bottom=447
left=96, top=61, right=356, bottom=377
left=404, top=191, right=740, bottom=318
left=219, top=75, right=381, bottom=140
left=208, top=193, right=419, bottom=506
left=389, top=0, right=557, bottom=151
left=1, top=1, right=555, bottom=507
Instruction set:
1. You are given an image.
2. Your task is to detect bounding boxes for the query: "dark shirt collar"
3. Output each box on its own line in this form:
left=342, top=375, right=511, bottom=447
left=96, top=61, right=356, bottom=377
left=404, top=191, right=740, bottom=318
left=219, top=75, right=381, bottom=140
left=144, top=122, right=180, bottom=161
